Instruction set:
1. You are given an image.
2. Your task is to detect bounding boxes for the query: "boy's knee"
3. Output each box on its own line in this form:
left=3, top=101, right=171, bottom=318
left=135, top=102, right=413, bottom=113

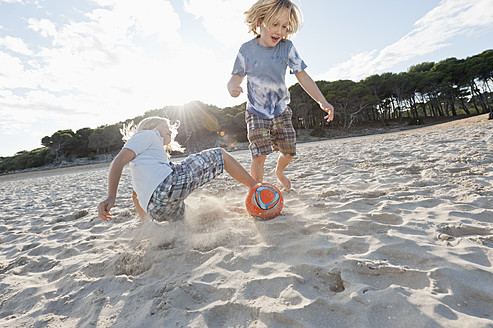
left=218, top=148, right=229, bottom=160
left=252, top=154, right=267, bottom=164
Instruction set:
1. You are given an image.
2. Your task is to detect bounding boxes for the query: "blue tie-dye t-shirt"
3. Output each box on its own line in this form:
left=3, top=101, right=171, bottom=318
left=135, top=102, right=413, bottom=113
left=232, top=38, right=307, bottom=119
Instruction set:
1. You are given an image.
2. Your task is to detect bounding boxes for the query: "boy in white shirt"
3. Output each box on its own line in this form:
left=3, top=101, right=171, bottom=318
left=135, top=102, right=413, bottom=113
left=98, top=116, right=256, bottom=222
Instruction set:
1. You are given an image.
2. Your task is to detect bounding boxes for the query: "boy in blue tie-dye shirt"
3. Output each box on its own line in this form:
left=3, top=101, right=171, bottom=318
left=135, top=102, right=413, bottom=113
left=228, top=0, right=334, bottom=192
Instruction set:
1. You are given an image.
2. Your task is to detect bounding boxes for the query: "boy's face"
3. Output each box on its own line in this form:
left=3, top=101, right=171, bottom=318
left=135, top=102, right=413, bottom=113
left=258, top=9, right=289, bottom=47
left=157, top=121, right=172, bottom=146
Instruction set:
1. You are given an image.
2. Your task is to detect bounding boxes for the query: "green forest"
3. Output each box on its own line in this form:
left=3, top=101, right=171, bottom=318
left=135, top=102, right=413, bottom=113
left=1, top=49, right=492, bottom=174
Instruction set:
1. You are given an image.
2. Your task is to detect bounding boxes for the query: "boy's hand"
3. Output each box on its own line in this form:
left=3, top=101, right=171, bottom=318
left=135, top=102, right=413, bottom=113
left=98, top=196, right=115, bottom=222
left=320, top=102, right=335, bottom=122
left=229, top=85, right=243, bottom=98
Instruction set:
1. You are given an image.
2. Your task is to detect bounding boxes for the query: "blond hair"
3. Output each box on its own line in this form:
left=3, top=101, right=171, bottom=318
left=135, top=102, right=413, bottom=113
left=244, top=0, right=302, bottom=38
left=120, top=116, right=184, bottom=154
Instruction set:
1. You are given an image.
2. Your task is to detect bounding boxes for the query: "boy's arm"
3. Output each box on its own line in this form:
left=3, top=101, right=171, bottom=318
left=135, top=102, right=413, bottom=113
left=295, top=70, right=334, bottom=122
left=227, top=74, right=244, bottom=98
left=98, top=148, right=135, bottom=221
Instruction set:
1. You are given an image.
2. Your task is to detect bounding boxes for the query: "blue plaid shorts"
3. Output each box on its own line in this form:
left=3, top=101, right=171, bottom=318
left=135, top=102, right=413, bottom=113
left=246, top=106, right=296, bottom=158
left=147, top=148, right=224, bottom=222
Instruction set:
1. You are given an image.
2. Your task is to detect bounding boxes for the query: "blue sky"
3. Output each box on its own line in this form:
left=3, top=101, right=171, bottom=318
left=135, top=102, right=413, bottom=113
left=0, top=0, right=492, bottom=157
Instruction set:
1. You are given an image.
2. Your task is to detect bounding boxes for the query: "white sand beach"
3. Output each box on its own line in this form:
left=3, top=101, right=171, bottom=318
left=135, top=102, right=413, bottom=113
left=1, top=114, right=492, bottom=327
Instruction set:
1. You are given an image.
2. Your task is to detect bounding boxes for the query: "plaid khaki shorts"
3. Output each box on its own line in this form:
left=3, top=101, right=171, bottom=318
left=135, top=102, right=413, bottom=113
left=245, top=106, right=296, bottom=158
left=147, top=148, right=224, bottom=222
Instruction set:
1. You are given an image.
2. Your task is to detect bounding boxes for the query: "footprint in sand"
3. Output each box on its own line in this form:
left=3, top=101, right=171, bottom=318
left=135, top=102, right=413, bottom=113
left=436, top=223, right=493, bottom=247
left=368, top=212, right=403, bottom=225
left=437, top=223, right=492, bottom=237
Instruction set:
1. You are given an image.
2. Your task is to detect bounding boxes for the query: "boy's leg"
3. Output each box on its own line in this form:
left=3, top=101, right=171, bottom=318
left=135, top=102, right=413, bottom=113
left=275, top=154, right=294, bottom=192
left=132, top=190, right=148, bottom=220
left=245, top=110, right=272, bottom=185
left=251, top=154, right=267, bottom=183
left=148, top=148, right=230, bottom=222
left=272, top=107, right=296, bottom=192
left=220, top=148, right=257, bottom=188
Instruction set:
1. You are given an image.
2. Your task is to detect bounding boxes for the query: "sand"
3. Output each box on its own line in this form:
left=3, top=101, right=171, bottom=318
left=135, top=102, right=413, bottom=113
left=0, top=114, right=492, bottom=327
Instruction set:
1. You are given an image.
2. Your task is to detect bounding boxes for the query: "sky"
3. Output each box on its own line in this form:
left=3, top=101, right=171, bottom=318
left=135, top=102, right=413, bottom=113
left=0, top=0, right=492, bottom=157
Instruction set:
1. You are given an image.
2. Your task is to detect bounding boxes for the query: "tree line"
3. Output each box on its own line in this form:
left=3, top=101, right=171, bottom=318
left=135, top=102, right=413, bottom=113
left=1, top=49, right=491, bottom=174
left=289, top=49, right=492, bottom=130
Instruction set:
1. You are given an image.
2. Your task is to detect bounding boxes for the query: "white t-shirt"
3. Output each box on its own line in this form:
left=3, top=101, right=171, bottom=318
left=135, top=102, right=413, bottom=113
left=123, top=129, right=172, bottom=210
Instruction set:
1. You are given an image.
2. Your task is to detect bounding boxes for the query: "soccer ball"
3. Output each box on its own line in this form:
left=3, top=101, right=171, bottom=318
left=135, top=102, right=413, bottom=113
left=245, top=183, right=283, bottom=220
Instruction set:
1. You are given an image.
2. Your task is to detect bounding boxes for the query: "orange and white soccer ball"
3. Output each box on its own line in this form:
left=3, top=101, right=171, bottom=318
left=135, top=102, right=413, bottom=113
left=245, top=183, right=283, bottom=220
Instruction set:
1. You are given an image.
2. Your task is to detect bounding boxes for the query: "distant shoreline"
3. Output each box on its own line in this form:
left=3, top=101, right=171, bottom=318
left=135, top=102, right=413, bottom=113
left=1, top=113, right=488, bottom=181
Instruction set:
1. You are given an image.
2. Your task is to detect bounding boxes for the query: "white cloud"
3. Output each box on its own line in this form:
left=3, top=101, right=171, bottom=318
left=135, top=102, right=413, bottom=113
left=0, top=0, right=240, bottom=141
left=0, top=90, right=65, bottom=141
left=5, top=1, right=185, bottom=101
left=318, top=0, right=493, bottom=82
left=2, top=0, right=252, bottom=124
left=0, top=36, right=32, bottom=55
left=183, top=0, right=252, bottom=48
left=0, top=51, right=36, bottom=88
left=87, top=0, right=181, bottom=44
left=27, top=18, right=57, bottom=38
left=319, top=51, right=379, bottom=82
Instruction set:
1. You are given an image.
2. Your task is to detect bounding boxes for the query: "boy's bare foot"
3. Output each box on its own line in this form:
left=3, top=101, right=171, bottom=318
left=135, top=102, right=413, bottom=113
left=275, top=169, right=291, bottom=193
